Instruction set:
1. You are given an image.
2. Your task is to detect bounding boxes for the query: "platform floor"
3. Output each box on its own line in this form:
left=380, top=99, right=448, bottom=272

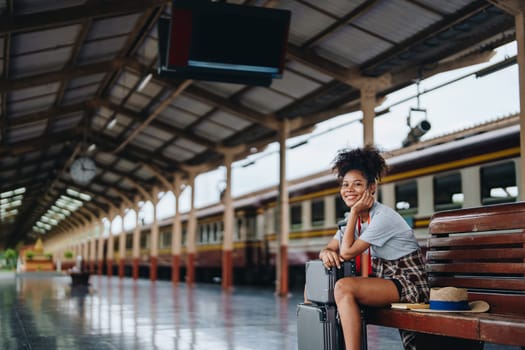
left=0, top=273, right=520, bottom=350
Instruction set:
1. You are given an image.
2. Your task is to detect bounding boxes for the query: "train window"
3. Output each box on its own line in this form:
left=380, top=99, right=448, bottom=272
left=199, top=225, right=205, bottom=243
left=434, top=172, right=462, bottom=211
left=182, top=228, right=187, bottom=245
left=160, top=230, right=171, bottom=248
left=481, top=162, right=517, bottom=205
left=140, top=232, right=149, bottom=249
left=335, top=196, right=347, bottom=224
left=311, top=199, right=324, bottom=227
left=395, top=180, right=417, bottom=215
left=126, top=235, right=132, bottom=250
left=236, top=218, right=243, bottom=240
left=290, top=204, right=302, bottom=230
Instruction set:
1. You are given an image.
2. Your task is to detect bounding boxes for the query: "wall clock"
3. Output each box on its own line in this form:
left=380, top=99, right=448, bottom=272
left=70, top=157, right=97, bottom=185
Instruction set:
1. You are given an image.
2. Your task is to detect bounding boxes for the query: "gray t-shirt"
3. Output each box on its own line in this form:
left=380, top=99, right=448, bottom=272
left=333, top=202, right=419, bottom=260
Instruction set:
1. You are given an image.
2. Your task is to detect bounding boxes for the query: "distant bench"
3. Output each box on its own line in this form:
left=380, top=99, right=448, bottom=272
left=364, top=202, right=525, bottom=349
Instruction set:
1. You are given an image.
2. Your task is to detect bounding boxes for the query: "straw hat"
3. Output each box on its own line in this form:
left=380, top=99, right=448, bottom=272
left=414, top=287, right=490, bottom=313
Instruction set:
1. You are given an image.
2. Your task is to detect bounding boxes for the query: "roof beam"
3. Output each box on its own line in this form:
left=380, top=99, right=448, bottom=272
left=0, top=0, right=168, bottom=35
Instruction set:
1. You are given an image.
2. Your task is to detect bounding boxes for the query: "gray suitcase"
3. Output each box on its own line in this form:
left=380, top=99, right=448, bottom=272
left=297, top=303, right=345, bottom=350
left=305, top=260, right=356, bottom=304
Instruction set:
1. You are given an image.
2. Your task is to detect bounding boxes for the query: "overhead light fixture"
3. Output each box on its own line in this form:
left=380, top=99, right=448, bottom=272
left=137, top=73, right=153, bottom=92
left=107, top=117, right=118, bottom=129
left=87, top=143, right=97, bottom=152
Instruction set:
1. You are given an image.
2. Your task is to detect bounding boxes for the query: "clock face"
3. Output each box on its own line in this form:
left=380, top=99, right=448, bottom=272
left=70, top=157, right=97, bottom=185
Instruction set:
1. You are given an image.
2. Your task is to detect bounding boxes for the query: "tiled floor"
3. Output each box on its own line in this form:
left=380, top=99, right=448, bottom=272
left=0, top=272, right=520, bottom=350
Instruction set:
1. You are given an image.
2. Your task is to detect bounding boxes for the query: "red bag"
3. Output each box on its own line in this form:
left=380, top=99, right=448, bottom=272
left=356, top=217, right=371, bottom=276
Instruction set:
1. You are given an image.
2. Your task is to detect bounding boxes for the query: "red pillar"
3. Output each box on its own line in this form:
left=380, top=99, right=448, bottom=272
left=132, top=258, right=139, bottom=280
left=278, top=245, right=288, bottom=296
left=222, top=250, right=233, bottom=290
left=107, top=259, right=113, bottom=277
left=186, top=253, right=195, bottom=285
left=172, top=255, right=180, bottom=284
left=118, top=260, right=125, bottom=278
left=150, top=256, right=158, bottom=281
left=89, top=260, right=95, bottom=273
left=98, top=260, right=103, bottom=275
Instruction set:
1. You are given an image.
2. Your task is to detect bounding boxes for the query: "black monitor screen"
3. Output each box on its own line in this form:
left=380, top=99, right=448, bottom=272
left=160, top=1, right=291, bottom=85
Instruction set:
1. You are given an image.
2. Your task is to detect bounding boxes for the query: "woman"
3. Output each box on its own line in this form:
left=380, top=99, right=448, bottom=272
left=319, top=145, right=429, bottom=350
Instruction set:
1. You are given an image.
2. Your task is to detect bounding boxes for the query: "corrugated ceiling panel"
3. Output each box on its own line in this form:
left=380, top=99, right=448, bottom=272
left=108, top=84, right=131, bottom=105
left=62, top=84, right=99, bottom=105
left=271, top=70, right=321, bottom=99
left=67, top=73, right=106, bottom=89
left=101, top=172, right=121, bottom=183
left=193, top=120, right=236, bottom=142
left=285, top=61, right=333, bottom=83
left=87, top=14, right=141, bottom=40
left=136, top=32, right=159, bottom=66
left=301, top=0, right=367, bottom=17
left=52, top=113, right=84, bottom=133
left=353, top=0, right=442, bottom=43
left=174, top=138, right=206, bottom=154
left=143, top=125, right=174, bottom=142
left=132, top=132, right=165, bottom=151
left=117, top=71, right=141, bottom=89
left=239, top=88, right=293, bottom=114
left=137, top=81, right=163, bottom=99
left=171, top=95, right=213, bottom=115
left=77, top=36, right=127, bottom=64
left=126, top=93, right=151, bottom=112
left=7, top=121, right=46, bottom=142
left=8, top=82, right=60, bottom=103
left=208, top=111, right=251, bottom=131
left=418, top=0, right=474, bottom=14
left=277, top=0, right=335, bottom=46
left=13, top=0, right=86, bottom=15
left=10, top=47, right=73, bottom=78
left=7, top=95, right=55, bottom=118
left=158, top=106, right=199, bottom=129
left=317, top=25, right=393, bottom=66
left=11, top=25, right=79, bottom=55
left=114, top=158, right=136, bottom=173
left=191, top=81, right=245, bottom=98
left=96, top=152, right=116, bottom=166
left=162, top=144, right=197, bottom=162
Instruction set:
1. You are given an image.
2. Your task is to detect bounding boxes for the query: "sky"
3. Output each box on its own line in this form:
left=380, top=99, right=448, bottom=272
left=112, top=41, right=520, bottom=233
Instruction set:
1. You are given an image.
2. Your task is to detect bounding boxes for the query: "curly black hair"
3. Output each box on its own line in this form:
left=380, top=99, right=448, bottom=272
left=331, top=144, right=388, bottom=184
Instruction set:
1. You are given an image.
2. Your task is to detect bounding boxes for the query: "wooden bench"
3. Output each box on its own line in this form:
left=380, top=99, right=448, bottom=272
left=363, top=202, right=525, bottom=350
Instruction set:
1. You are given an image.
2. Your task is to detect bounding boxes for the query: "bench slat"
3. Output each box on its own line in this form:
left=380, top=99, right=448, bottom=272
left=428, top=262, right=525, bottom=274
left=429, top=232, right=525, bottom=247
left=480, top=315, right=525, bottom=346
left=469, top=292, right=525, bottom=315
left=429, top=202, right=525, bottom=234
left=429, top=276, right=525, bottom=292
left=427, top=247, right=525, bottom=261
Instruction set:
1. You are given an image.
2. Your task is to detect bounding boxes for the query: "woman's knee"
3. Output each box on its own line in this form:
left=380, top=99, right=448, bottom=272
left=334, top=277, right=358, bottom=303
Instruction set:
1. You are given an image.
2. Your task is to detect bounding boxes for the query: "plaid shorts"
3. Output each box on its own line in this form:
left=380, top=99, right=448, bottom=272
left=372, top=249, right=430, bottom=303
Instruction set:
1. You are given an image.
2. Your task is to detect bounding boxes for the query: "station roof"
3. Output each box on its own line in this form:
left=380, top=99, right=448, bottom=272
left=0, top=0, right=516, bottom=247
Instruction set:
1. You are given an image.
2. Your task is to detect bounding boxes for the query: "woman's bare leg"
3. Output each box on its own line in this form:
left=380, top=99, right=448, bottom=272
left=334, top=277, right=399, bottom=350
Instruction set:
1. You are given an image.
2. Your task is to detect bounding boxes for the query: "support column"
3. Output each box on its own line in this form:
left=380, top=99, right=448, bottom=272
left=171, top=173, right=184, bottom=285
left=515, top=5, right=525, bottom=201
left=150, top=187, right=160, bottom=282
left=221, top=152, right=235, bottom=290
left=107, top=213, right=115, bottom=277
left=132, top=200, right=141, bottom=280
left=277, top=119, right=290, bottom=296
left=361, top=84, right=376, bottom=146
left=97, top=219, right=105, bottom=275
left=89, top=222, right=97, bottom=273
left=186, top=172, right=197, bottom=285
left=118, top=208, right=126, bottom=278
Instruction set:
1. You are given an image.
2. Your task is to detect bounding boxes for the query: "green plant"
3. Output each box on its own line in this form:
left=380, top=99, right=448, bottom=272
left=64, top=251, right=74, bottom=259
left=3, top=249, right=17, bottom=269
left=25, top=251, right=35, bottom=260
left=44, top=252, right=53, bottom=260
